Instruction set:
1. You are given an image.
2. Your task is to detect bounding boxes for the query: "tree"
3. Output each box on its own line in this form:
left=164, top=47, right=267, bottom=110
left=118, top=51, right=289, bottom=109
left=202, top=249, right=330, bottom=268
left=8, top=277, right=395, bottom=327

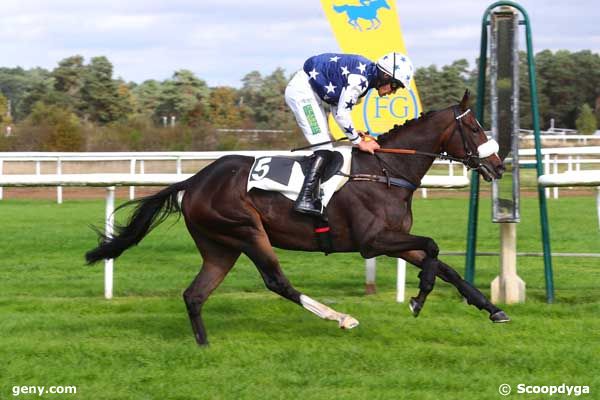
left=53, top=56, right=85, bottom=95
left=155, top=70, right=209, bottom=124
left=18, top=71, right=56, bottom=118
left=535, top=50, right=600, bottom=128
left=415, top=60, right=473, bottom=113
left=132, top=79, right=163, bottom=117
left=0, top=92, right=9, bottom=124
left=206, top=86, right=248, bottom=128
left=19, top=102, right=83, bottom=151
left=239, top=68, right=294, bottom=129
left=80, top=56, right=129, bottom=123
left=575, top=103, right=597, bottom=134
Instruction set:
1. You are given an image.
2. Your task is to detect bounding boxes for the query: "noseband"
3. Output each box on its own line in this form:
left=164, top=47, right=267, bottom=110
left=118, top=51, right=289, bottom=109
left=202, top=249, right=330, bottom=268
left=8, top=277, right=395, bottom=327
left=442, top=106, right=498, bottom=170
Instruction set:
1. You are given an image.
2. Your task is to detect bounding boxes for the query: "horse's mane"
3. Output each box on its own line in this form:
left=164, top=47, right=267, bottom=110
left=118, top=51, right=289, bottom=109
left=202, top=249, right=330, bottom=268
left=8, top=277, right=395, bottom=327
left=376, top=110, right=440, bottom=146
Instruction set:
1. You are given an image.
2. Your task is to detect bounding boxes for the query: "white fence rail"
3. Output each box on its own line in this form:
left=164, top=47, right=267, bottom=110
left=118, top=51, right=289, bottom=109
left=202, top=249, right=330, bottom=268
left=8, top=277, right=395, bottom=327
left=0, top=150, right=467, bottom=201
left=0, top=169, right=470, bottom=302
left=2, top=150, right=599, bottom=301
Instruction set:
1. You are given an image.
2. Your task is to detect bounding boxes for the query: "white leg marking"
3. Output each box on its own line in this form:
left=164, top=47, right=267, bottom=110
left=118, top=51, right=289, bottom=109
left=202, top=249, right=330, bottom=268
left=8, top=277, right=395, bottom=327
left=300, top=294, right=359, bottom=329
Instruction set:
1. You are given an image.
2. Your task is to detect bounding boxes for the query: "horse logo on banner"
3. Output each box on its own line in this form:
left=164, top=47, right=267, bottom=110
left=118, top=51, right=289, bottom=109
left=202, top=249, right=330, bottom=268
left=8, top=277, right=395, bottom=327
left=333, top=0, right=391, bottom=31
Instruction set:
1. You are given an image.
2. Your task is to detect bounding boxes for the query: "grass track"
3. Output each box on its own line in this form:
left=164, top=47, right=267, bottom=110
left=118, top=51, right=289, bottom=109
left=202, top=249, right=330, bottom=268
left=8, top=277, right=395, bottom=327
left=1, top=196, right=599, bottom=399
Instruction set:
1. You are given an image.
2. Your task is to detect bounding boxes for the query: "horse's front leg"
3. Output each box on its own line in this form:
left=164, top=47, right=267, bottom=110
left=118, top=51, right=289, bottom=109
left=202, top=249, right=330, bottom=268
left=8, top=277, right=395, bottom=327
left=397, top=249, right=510, bottom=323
left=361, top=231, right=440, bottom=316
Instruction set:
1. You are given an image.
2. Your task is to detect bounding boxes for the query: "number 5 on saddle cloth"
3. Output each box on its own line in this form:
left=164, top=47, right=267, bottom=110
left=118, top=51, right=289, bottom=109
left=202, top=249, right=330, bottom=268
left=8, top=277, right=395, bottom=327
left=247, top=147, right=352, bottom=211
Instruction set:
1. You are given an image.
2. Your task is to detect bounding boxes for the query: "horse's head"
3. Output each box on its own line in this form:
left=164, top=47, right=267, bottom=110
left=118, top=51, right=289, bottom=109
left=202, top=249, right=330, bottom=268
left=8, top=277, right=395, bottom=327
left=441, top=90, right=505, bottom=182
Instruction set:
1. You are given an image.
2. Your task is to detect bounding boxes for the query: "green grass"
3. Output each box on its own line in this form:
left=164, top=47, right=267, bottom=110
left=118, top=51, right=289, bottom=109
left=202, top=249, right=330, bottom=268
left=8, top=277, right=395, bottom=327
left=1, top=196, right=599, bottom=399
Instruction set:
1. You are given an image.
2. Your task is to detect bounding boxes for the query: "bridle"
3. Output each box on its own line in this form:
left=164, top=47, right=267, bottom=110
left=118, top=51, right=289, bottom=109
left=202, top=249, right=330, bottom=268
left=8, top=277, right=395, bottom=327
left=376, top=106, right=498, bottom=172
left=356, top=106, right=499, bottom=189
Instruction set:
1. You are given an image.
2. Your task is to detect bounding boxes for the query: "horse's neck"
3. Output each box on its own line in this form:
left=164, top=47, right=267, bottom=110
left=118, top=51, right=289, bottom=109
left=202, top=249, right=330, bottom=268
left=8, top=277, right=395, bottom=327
left=379, top=110, right=450, bottom=183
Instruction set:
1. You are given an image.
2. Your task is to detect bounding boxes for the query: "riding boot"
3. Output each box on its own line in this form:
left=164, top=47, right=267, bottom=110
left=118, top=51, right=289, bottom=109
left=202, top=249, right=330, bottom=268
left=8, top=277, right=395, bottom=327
left=294, top=152, right=327, bottom=216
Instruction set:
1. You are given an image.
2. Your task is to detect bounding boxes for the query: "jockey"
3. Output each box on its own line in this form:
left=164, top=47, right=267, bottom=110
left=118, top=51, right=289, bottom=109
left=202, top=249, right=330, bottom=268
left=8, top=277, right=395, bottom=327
left=285, top=51, right=414, bottom=216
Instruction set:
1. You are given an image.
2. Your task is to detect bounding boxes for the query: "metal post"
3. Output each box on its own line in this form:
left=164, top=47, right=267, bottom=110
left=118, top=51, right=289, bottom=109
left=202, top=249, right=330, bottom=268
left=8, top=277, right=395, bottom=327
left=553, top=157, right=559, bottom=199
left=129, top=159, right=136, bottom=200
left=365, top=258, right=376, bottom=294
left=396, top=259, right=406, bottom=303
left=518, top=1, right=555, bottom=302
left=104, top=186, right=115, bottom=299
left=544, top=154, right=550, bottom=198
left=471, top=1, right=554, bottom=302
left=57, top=158, right=63, bottom=204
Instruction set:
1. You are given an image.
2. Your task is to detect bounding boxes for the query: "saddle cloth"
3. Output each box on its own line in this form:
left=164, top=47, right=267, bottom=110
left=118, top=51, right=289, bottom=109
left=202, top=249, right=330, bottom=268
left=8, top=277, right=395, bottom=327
left=247, top=146, right=353, bottom=207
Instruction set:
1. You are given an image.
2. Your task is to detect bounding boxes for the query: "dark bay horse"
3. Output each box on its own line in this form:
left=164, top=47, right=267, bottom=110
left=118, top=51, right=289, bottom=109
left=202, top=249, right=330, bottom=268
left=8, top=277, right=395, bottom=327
left=86, top=91, right=509, bottom=346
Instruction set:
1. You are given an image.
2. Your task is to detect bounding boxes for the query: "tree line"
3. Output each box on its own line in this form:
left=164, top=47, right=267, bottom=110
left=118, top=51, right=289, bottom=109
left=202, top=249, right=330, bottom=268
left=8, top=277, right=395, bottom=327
left=0, top=49, right=598, bottom=151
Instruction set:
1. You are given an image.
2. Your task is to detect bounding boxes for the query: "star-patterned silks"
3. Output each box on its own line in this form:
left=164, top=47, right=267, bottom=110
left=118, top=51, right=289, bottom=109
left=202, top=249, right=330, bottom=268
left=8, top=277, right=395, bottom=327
left=359, top=79, right=368, bottom=90
left=340, top=66, right=350, bottom=76
left=324, top=82, right=337, bottom=93
left=329, top=56, right=340, bottom=62
left=356, top=62, right=366, bottom=74
left=308, top=68, right=319, bottom=80
left=344, top=125, right=354, bottom=134
left=345, top=99, right=355, bottom=110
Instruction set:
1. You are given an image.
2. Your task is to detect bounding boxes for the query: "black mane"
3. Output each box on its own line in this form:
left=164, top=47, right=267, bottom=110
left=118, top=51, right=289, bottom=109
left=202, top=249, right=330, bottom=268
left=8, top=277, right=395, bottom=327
left=377, top=110, right=439, bottom=146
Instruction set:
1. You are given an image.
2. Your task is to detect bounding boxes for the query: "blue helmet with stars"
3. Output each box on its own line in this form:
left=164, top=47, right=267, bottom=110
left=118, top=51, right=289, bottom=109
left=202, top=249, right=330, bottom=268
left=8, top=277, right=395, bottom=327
left=376, top=52, right=414, bottom=89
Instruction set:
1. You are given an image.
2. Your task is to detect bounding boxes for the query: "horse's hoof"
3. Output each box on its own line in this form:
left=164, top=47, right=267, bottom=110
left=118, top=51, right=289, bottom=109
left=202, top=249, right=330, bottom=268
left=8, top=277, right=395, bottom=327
left=490, top=310, right=510, bottom=323
left=339, top=315, right=359, bottom=329
left=408, top=297, right=422, bottom=317
left=195, top=333, right=209, bottom=346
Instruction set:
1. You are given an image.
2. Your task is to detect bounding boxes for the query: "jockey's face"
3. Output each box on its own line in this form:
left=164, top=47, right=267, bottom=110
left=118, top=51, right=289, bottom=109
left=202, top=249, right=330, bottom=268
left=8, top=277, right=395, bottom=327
left=377, top=82, right=396, bottom=97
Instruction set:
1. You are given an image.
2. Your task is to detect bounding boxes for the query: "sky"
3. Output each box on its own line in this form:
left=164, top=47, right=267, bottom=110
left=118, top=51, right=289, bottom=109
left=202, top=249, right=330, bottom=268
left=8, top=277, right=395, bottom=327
left=1, top=0, right=598, bottom=87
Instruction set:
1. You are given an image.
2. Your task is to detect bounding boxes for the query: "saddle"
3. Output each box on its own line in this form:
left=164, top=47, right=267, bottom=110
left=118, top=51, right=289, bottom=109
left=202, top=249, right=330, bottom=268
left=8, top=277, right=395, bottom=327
left=247, top=147, right=352, bottom=208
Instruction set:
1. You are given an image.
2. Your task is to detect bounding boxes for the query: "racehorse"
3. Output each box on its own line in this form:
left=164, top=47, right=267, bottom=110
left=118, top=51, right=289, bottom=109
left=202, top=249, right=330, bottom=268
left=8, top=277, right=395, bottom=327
left=333, top=0, right=390, bottom=31
left=86, top=90, right=509, bottom=346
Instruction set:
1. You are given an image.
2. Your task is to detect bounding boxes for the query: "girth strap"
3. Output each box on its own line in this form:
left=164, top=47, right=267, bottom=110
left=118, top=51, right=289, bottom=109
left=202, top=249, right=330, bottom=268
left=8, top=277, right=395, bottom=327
left=339, top=172, right=418, bottom=191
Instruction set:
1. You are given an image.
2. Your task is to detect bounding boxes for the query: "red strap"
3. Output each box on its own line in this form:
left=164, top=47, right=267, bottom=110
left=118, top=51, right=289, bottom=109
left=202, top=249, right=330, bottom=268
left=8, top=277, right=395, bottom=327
left=314, top=226, right=330, bottom=233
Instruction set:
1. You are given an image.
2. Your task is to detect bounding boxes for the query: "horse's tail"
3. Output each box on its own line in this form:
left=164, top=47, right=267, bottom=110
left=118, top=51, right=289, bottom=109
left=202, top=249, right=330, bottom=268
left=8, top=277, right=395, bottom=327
left=85, top=177, right=193, bottom=265
left=333, top=4, right=348, bottom=13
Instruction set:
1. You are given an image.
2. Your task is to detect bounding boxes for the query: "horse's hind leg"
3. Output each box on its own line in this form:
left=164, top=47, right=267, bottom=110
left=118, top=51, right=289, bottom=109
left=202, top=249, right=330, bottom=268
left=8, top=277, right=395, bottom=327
left=183, top=237, right=240, bottom=346
left=246, top=233, right=359, bottom=329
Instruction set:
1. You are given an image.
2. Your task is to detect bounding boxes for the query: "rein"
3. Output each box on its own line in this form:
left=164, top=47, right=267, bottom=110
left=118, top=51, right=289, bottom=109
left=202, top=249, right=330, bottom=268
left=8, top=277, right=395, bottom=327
left=374, top=107, right=478, bottom=165
left=374, top=147, right=465, bottom=163
left=345, top=107, right=479, bottom=190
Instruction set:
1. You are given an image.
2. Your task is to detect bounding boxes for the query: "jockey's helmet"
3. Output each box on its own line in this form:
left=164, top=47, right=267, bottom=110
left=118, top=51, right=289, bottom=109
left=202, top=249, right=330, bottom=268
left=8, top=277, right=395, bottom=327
left=376, top=52, right=414, bottom=90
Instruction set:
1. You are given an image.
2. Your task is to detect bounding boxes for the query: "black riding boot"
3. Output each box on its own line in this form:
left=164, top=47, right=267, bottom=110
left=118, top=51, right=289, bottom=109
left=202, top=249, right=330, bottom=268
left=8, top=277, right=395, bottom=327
left=294, top=153, right=327, bottom=216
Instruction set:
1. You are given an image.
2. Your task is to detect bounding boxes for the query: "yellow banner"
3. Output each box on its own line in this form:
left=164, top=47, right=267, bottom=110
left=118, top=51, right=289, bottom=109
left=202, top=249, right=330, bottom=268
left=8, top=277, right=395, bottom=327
left=320, top=0, right=422, bottom=136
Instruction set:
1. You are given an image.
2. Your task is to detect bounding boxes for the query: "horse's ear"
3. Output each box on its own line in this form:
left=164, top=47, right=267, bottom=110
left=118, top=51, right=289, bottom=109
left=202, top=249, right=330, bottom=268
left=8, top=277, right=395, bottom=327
left=460, top=89, right=470, bottom=111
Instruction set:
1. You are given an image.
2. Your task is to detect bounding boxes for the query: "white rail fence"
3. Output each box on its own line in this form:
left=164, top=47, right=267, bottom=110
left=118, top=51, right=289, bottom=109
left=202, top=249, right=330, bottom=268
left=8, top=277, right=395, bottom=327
left=1, top=150, right=598, bottom=301
left=0, top=150, right=468, bottom=201
left=3, top=147, right=599, bottom=201
left=0, top=170, right=470, bottom=302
